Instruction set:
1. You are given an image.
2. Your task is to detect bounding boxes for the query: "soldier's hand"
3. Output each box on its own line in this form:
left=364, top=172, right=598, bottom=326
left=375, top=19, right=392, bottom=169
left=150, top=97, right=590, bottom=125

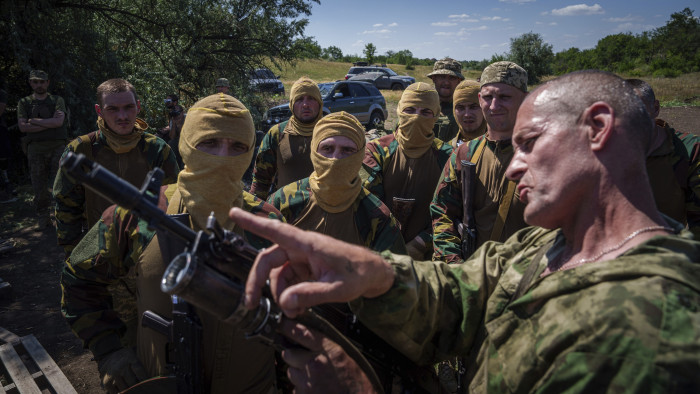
left=230, top=207, right=395, bottom=318
left=280, top=319, right=375, bottom=394
left=96, top=347, right=148, bottom=394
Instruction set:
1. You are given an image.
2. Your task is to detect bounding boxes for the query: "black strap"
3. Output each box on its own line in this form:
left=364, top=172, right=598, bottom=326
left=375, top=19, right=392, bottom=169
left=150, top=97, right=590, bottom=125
left=510, top=238, right=555, bottom=302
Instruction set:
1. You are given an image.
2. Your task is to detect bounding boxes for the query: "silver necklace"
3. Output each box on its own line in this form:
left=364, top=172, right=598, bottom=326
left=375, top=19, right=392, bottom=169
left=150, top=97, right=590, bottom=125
left=552, top=225, right=673, bottom=273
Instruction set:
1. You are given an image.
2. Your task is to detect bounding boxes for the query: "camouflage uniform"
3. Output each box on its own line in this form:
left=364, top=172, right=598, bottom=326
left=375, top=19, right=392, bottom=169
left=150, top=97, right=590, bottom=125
left=268, top=177, right=406, bottom=254
left=250, top=121, right=314, bottom=201
left=17, top=92, right=68, bottom=216
left=431, top=136, right=528, bottom=264
left=350, top=222, right=700, bottom=393
left=363, top=134, right=452, bottom=251
left=61, top=186, right=282, bottom=393
left=54, top=129, right=180, bottom=254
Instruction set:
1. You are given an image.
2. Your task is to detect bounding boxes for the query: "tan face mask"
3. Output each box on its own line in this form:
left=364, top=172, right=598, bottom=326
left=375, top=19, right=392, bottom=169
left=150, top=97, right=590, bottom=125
left=177, top=93, right=255, bottom=230
left=287, top=77, right=323, bottom=137
left=395, top=82, right=440, bottom=158
left=453, top=80, right=486, bottom=141
left=309, top=112, right=365, bottom=213
left=97, top=117, right=146, bottom=154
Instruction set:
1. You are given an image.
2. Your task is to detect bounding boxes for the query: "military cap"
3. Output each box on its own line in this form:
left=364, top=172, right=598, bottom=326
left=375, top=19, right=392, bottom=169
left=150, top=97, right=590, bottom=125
left=480, top=61, right=528, bottom=92
left=427, top=58, right=465, bottom=80
left=215, top=78, right=230, bottom=87
left=29, top=70, right=48, bottom=80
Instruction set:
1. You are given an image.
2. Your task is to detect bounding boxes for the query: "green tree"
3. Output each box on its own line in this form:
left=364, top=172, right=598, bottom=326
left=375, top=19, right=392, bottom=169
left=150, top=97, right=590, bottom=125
left=653, top=8, right=700, bottom=72
left=364, top=43, right=377, bottom=64
left=508, top=32, right=554, bottom=84
left=0, top=0, right=319, bottom=133
left=295, top=37, right=322, bottom=59
left=322, top=46, right=343, bottom=61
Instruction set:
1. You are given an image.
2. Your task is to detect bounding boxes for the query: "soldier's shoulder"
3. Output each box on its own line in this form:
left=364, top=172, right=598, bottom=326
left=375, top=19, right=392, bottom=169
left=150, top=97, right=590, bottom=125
left=368, top=134, right=397, bottom=153
left=357, top=188, right=393, bottom=218
left=242, top=191, right=284, bottom=220
left=141, top=132, right=171, bottom=149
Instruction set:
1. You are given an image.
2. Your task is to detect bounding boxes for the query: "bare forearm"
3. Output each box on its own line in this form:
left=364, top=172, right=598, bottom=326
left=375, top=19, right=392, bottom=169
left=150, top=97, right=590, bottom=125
left=18, top=119, right=48, bottom=133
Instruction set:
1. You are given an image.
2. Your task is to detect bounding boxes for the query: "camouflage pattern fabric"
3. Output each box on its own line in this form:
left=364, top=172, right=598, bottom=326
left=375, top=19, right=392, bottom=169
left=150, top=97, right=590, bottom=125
left=350, top=222, right=700, bottom=393
left=433, top=101, right=460, bottom=143
left=54, top=131, right=180, bottom=254
left=60, top=186, right=283, bottom=359
left=479, top=61, right=528, bottom=93
left=362, top=133, right=452, bottom=246
left=431, top=135, right=527, bottom=264
left=268, top=177, right=406, bottom=254
left=27, top=142, right=64, bottom=213
left=17, top=93, right=69, bottom=142
left=656, top=119, right=700, bottom=238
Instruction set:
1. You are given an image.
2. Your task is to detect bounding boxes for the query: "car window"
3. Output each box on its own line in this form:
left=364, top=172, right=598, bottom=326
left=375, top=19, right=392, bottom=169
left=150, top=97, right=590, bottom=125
left=349, top=84, right=370, bottom=97
left=333, top=83, right=351, bottom=97
left=383, top=68, right=398, bottom=76
left=318, top=83, right=334, bottom=96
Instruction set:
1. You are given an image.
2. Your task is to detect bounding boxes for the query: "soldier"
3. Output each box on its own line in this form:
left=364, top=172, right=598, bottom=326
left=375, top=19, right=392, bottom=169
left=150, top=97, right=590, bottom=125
left=268, top=111, right=405, bottom=254
left=238, top=70, right=700, bottom=393
left=17, top=70, right=68, bottom=229
left=362, top=82, right=452, bottom=260
left=61, top=93, right=282, bottom=394
left=215, top=78, right=230, bottom=94
left=448, top=79, right=486, bottom=149
left=626, top=78, right=700, bottom=238
left=431, top=61, right=529, bottom=263
left=54, top=79, right=180, bottom=255
left=427, top=57, right=465, bottom=142
left=250, top=77, right=323, bottom=200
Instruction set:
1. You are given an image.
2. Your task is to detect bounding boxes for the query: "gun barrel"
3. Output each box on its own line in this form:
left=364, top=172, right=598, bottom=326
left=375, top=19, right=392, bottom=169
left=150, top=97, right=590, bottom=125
left=61, top=152, right=196, bottom=244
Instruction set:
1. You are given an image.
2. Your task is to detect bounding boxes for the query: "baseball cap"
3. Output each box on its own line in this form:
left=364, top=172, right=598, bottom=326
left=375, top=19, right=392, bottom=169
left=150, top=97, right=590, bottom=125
left=427, top=58, right=465, bottom=80
left=480, top=61, right=528, bottom=93
left=29, top=70, right=48, bottom=80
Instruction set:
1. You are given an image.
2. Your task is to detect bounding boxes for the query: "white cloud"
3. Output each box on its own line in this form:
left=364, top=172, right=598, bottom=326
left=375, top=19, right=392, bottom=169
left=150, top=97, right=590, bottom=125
left=351, top=40, right=364, bottom=47
left=535, top=21, right=543, bottom=25
left=482, top=16, right=511, bottom=21
left=435, top=31, right=455, bottom=36
left=499, top=0, right=535, bottom=3
left=449, top=14, right=470, bottom=18
left=466, top=19, right=480, bottom=22
left=614, top=23, right=655, bottom=32
left=361, top=29, right=392, bottom=34
left=549, top=22, right=558, bottom=26
left=551, top=4, right=604, bottom=16
left=388, top=22, right=398, bottom=27
left=480, top=44, right=491, bottom=48
left=373, top=23, right=383, bottom=27
left=605, top=14, right=642, bottom=22
left=432, top=22, right=457, bottom=26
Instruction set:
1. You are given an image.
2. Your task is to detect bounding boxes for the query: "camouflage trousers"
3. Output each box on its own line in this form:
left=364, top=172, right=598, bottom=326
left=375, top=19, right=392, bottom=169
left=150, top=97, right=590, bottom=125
left=27, top=143, right=64, bottom=214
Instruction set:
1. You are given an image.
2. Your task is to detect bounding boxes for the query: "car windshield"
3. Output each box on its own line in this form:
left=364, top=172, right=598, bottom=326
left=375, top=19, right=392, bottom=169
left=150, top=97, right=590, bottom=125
left=383, top=68, right=398, bottom=76
left=318, top=83, right=335, bottom=96
left=256, top=69, right=275, bottom=78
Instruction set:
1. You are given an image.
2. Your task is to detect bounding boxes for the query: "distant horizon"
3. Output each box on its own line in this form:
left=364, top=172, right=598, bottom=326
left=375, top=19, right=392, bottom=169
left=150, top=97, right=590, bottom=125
left=305, top=1, right=695, bottom=61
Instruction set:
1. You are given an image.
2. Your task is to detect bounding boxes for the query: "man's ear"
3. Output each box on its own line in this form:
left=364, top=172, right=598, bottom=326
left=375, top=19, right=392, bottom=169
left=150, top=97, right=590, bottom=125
left=94, top=104, right=102, bottom=117
left=582, top=101, right=614, bottom=151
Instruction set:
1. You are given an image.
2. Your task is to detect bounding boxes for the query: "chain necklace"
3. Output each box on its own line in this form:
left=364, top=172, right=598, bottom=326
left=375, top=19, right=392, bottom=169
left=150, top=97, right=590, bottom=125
left=549, top=225, right=673, bottom=274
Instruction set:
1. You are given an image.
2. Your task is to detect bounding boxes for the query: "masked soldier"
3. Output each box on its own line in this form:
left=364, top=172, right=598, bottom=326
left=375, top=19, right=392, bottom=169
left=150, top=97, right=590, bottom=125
left=448, top=80, right=487, bottom=149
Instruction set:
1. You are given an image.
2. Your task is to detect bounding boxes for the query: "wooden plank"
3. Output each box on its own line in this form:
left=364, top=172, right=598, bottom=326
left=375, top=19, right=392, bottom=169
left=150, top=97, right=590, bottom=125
left=0, top=342, right=41, bottom=394
left=0, top=327, right=19, bottom=345
left=2, top=371, right=43, bottom=392
left=21, top=335, right=78, bottom=394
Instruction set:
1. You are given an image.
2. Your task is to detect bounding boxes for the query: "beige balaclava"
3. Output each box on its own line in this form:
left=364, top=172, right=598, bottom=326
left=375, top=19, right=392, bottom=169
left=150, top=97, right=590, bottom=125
left=286, top=77, right=323, bottom=137
left=309, top=111, right=365, bottom=213
left=97, top=117, right=147, bottom=153
left=177, top=93, right=256, bottom=230
left=452, top=80, right=487, bottom=141
left=396, top=82, right=440, bottom=158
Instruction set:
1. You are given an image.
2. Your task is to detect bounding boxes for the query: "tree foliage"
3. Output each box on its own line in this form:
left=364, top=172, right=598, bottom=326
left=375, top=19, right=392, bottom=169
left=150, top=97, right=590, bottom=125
left=0, top=0, right=318, bottom=134
left=363, top=43, right=377, bottom=64
left=322, top=45, right=343, bottom=61
left=508, top=32, right=554, bottom=84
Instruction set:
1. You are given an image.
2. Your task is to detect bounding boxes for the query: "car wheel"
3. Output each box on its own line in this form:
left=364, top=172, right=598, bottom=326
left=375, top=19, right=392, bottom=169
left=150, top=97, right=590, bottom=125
left=367, top=110, right=384, bottom=130
left=391, top=83, right=403, bottom=91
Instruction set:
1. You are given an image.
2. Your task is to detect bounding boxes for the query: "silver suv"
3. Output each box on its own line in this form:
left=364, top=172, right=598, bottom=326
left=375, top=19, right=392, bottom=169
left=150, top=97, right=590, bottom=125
left=344, top=66, right=415, bottom=90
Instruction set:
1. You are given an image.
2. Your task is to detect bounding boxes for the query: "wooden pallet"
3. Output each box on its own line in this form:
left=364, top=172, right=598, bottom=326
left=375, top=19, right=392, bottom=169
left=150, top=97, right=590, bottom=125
left=0, top=327, right=77, bottom=394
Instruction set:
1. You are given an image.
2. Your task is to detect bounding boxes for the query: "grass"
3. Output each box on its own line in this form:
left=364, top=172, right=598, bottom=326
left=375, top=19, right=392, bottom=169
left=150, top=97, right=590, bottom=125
left=0, top=184, right=39, bottom=236
left=266, top=59, right=700, bottom=129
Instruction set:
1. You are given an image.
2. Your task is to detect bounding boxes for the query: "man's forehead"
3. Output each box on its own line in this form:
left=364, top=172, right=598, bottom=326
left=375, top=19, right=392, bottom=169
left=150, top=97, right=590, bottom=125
left=102, top=91, right=137, bottom=105
left=480, top=82, right=519, bottom=94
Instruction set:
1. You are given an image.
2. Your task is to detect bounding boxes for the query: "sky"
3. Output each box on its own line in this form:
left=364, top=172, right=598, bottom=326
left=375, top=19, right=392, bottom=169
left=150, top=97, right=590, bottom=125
left=303, top=1, right=696, bottom=61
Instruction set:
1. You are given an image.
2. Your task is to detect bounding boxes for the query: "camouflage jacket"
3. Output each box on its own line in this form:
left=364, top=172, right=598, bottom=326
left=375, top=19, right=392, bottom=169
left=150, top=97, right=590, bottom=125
left=655, top=120, right=700, bottom=238
left=351, top=223, right=700, bottom=393
left=249, top=121, right=314, bottom=201
left=362, top=134, right=452, bottom=245
left=433, top=101, right=459, bottom=143
left=431, top=135, right=528, bottom=264
left=268, top=177, right=407, bottom=254
left=61, top=187, right=282, bottom=359
left=54, top=131, right=180, bottom=254
left=17, top=93, right=69, bottom=142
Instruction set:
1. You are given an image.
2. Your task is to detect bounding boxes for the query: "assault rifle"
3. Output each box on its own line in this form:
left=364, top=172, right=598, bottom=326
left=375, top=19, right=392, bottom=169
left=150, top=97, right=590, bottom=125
left=458, top=160, right=478, bottom=259
left=61, top=152, right=442, bottom=394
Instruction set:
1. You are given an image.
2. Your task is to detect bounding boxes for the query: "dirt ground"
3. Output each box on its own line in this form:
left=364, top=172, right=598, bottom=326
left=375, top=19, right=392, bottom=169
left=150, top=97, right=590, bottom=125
left=0, top=106, right=698, bottom=393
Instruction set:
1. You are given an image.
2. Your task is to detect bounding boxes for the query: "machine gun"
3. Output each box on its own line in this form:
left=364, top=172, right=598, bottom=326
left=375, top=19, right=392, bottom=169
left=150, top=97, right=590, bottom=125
left=458, top=160, right=477, bottom=259
left=61, top=152, right=442, bottom=394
